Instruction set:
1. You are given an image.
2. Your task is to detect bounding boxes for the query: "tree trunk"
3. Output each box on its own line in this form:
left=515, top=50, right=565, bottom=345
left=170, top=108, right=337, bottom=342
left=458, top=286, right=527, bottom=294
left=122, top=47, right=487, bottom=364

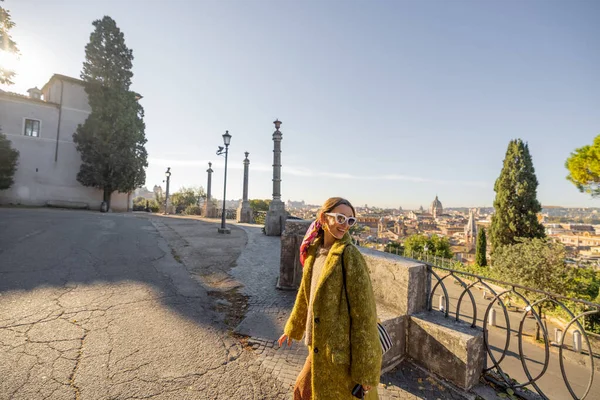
left=103, top=187, right=112, bottom=211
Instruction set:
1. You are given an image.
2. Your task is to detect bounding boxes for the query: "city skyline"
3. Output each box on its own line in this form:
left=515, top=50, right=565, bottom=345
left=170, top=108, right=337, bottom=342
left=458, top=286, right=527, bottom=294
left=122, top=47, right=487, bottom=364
left=2, top=0, right=598, bottom=209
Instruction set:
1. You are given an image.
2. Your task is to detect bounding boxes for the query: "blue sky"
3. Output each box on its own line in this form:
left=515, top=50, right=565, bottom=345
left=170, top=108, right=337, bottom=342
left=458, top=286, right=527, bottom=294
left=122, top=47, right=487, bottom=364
left=3, top=0, right=599, bottom=209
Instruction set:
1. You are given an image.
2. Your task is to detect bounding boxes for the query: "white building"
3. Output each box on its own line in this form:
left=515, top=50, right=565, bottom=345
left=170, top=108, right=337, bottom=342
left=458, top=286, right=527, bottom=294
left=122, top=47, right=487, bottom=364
left=0, top=74, right=132, bottom=211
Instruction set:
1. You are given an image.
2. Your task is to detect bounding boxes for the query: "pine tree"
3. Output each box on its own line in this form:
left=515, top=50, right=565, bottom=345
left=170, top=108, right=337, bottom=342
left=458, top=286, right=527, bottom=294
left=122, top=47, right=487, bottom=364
left=565, top=134, right=600, bottom=197
left=0, top=0, right=20, bottom=85
left=73, top=16, right=147, bottom=210
left=0, top=127, right=19, bottom=190
left=490, top=139, right=545, bottom=252
left=475, top=227, right=487, bottom=266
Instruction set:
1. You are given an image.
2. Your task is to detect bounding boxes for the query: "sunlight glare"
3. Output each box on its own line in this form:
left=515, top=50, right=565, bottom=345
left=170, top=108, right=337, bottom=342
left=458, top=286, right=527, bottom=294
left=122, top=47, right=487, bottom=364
left=0, top=49, right=20, bottom=72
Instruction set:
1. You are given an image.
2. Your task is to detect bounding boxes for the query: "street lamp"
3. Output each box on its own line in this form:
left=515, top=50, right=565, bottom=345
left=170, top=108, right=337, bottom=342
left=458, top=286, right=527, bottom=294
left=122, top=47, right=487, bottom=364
left=164, top=167, right=171, bottom=215
left=423, top=244, right=429, bottom=262
left=217, top=131, right=231, bottom=234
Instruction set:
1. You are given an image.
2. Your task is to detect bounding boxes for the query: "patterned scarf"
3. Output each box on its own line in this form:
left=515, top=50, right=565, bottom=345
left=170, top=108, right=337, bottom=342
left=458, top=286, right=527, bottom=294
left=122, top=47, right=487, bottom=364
left=299, top=219, right=322, bottom=267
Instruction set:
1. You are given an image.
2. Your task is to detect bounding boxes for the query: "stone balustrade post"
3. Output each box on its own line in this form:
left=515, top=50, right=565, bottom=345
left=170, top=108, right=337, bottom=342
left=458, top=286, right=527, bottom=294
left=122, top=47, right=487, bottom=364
left=237, top=152, right=253, bottom=223
left=265, top=119, right=287, bottom=236
left=203, top=162, right=218, bottom=218
left=573, top=330, right=582, bottom=353
left=488, top=308, right=497, bottom=327
left=555, top=328, right=563, bottom=344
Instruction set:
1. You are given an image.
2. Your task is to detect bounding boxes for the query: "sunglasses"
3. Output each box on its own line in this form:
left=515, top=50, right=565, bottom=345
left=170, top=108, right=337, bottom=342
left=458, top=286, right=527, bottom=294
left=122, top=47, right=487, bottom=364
left=325, top=213, right=357, bottom=227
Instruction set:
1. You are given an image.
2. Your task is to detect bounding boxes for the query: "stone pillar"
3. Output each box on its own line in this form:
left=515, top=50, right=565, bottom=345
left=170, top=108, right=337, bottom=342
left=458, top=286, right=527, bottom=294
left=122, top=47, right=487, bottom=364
left=203, top=162, right=218, bottom=218
left=237, top=152, right=253, bottom=223
left=265, top=119, right=287, bottom=236
left=277, top=219, right=312, bottom=290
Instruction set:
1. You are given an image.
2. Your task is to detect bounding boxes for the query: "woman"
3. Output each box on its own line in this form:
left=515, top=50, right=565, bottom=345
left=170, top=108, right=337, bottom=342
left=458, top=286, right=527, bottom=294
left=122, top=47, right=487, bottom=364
left=278, top=197, right=382, bottom=400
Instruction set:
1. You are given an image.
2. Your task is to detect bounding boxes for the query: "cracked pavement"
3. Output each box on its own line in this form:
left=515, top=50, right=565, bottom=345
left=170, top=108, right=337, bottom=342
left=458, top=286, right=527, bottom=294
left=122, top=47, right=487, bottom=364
left=0, top=208, right=289, bottom=400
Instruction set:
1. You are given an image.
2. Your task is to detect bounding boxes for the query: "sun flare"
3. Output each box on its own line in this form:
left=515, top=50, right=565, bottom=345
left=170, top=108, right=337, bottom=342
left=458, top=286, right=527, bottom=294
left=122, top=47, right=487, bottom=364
left=0, top=49, right=20, bottom=72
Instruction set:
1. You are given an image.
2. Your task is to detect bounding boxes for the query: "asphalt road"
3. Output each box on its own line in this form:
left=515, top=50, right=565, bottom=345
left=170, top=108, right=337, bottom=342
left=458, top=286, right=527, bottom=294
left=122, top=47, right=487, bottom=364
left=0, top=208, right=288, bottom=400
left=431, top=276, right=600, bottom=400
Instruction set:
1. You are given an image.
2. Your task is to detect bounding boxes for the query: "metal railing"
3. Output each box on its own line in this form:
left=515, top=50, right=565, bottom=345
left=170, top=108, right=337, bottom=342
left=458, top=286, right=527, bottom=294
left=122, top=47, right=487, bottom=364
left=383, top=246, right=600, bottom=400
left=253, top=211, right=267, bottom=225
left=215, top=208, right=236, bottom=220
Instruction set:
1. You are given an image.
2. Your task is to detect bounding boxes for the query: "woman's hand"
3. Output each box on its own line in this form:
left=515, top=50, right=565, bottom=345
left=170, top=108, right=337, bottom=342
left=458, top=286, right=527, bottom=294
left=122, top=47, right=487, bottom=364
left=278, top=333, right=292, bottom=347
left=362, top=385, right=372, bottom=393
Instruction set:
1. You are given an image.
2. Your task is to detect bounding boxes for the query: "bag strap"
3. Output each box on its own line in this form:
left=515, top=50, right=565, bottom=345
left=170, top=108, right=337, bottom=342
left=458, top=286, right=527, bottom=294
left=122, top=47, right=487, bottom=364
left=340, top=245, right=351, bottom=312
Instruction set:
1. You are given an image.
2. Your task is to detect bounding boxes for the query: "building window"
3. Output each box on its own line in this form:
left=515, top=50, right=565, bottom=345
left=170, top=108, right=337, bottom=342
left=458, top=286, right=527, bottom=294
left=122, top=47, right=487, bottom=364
left=24, top=119, right=41, bottom=137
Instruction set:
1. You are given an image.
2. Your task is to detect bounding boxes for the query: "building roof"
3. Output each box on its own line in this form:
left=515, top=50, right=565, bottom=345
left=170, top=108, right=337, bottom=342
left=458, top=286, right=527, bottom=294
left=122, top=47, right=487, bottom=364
left=41, top=73, right=143, bottom=100
left=0, top=88, right=59, bottom=107
left=41, top=73, right=85, bottom=92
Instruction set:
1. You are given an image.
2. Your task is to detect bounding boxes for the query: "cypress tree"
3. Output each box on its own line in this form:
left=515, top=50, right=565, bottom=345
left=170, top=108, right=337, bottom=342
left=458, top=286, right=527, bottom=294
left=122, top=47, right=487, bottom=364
left=0, top=0, right=19, bottom=85
left=73, top=16, right=147, bottom=210
left=475, top=227, right=487, bottom=267
left=0, top=128, right=19, bottom=190
left=490, top=139, right=545, bottom=252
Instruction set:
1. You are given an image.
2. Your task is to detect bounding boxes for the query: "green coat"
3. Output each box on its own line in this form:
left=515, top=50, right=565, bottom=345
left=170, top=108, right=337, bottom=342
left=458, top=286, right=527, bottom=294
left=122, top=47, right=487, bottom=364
left=284, top=233, right=382, bottom=400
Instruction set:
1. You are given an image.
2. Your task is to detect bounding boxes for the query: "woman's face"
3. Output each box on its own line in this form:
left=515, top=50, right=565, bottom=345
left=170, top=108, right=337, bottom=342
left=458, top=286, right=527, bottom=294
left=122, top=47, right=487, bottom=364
left=321, top=204, right=354, bottom=240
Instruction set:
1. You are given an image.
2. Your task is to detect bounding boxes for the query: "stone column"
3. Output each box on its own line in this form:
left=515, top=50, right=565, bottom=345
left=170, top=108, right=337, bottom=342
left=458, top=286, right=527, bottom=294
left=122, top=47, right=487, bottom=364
left=203, top=162, right=218, bottom=218
left=236, top=152, right=253, bottom=223
left=265, top=119, right=287, bottom=236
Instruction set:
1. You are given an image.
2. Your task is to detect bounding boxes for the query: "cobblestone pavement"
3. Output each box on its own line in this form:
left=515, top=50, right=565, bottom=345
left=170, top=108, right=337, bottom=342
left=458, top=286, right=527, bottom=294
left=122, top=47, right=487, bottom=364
left=230, top=222, right=471, bottom=399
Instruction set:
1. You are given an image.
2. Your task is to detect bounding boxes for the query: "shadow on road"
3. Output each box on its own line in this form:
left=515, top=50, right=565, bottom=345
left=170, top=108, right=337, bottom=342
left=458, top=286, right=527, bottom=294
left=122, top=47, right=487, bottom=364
left=0, top=208, right=244, bottom=336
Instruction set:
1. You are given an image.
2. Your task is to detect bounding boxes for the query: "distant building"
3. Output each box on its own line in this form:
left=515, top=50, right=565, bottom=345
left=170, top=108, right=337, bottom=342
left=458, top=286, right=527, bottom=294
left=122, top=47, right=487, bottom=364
left=464, top=210, right=477, bottom=251
left=377, top=217, right=400, bottom=239
left=409, top=195, right=450, bottom=222
left=0, top=74, right=132, bottom=211
left=439, top=222, right=466, bottom=236
left=357, top=216, right=379, bottom=230
left=430, top=195, right=443, bottom=218
left=556, top=232, right=600, bottom=248
left=134, top=186, right=155, bottom=200
left=286, top=200, right=306, bottom=209
left=562, top=224, right=594, bottom=233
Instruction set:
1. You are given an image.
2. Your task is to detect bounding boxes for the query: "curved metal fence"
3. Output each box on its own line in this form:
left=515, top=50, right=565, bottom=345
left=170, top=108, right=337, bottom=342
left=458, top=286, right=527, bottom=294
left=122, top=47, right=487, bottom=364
left=215, top=208, right=237, bottom=220
left=385, top=247, right=600, bottom=400
left=253, top=211, right=266, bottom=225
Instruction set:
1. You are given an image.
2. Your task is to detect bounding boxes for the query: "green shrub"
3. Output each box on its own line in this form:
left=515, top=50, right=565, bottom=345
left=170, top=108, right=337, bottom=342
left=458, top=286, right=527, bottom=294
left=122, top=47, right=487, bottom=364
left=147, top=199, right=160, bottom=213
left=184, top=205, right=202, bottom=215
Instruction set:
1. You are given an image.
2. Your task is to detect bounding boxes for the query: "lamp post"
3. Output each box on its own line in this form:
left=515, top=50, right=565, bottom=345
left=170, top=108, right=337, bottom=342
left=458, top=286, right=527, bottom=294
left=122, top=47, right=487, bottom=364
left=217, top=131, right=231, bottom=234
left=423, top=244, right=429, bottom=262
left=164, top=167, right=171, bottom=215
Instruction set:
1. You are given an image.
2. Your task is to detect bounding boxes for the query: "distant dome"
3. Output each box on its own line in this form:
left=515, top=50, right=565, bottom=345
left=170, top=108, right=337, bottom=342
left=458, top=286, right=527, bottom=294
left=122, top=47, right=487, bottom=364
left=430, top=195, right=443, bottom=216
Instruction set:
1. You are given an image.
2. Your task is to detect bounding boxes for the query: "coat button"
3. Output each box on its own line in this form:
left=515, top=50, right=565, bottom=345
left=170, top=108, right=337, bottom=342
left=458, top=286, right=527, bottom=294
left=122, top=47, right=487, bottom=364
left=314, top=317, right=320, bottom=324
left=314, top=348, right=319, bottom=353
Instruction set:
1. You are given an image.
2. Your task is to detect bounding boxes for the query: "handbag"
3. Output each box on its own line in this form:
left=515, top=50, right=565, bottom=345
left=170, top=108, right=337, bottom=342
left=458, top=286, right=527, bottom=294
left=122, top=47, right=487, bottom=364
left=341, top=247, right=393, bottom=355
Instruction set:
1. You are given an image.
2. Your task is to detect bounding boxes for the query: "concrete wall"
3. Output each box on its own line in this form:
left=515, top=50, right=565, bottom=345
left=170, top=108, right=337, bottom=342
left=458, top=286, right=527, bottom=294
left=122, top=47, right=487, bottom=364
left=0, top=81, right=130, bottom=211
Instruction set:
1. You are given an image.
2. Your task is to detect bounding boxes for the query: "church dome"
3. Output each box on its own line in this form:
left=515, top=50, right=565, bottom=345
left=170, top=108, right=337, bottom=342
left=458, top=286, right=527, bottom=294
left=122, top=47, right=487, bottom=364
left=430, top=195, right=443, bottom=215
